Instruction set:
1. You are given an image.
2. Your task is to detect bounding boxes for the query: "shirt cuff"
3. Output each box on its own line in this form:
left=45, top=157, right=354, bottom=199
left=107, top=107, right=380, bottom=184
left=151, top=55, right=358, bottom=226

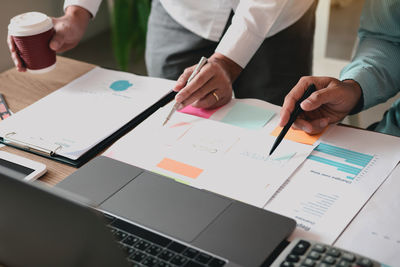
left=64, top=0, right=102, bottom=17
left=215, top=25, right=264, bottom=68
left=340, top=66, right=380, bottom=111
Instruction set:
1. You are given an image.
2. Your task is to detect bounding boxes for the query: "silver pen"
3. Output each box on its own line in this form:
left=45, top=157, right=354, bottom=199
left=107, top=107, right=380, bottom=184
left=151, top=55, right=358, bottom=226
left=162, top=56, right=208, bottom=126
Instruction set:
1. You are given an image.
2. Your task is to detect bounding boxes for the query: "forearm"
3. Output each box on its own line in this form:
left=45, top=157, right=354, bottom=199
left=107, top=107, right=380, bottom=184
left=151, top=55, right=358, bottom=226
left=215, top=0, right=314, bottom=68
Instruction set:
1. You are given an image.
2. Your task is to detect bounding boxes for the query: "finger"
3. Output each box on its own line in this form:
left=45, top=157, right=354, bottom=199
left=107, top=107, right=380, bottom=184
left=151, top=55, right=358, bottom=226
left=7, top=36, right=15, bottom=52
left=180, top=78, right=216, bottom=108
left=175, top=65, right=214, bottom=103
left=193, top=89, right=229, bottom=109
left=10, top=48, right=26, bottom=72
left=173, top=66, right=195, bottom=92
left=300, top=87, right=337, bottom=111
left=293, top=117, right=330, bottom=134
left=49, top=31, right=65, bottom=52
left=280, top=77, right=314, bottom=126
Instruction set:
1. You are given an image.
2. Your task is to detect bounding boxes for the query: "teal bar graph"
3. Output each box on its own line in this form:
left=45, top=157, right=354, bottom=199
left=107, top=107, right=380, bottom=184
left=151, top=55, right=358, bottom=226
left=314, top=143, right=373, bottom=167
left=308, top=143, right=373, bottom=179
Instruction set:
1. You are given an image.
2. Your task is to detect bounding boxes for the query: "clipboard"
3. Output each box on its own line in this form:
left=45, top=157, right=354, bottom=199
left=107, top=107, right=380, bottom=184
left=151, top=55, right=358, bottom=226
left=0, top=67, right=177, bottom=167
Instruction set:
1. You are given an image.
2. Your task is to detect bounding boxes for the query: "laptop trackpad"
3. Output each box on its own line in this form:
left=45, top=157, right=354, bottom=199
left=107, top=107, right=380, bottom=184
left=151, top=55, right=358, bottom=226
left=99, top=172, right=232, bottom=242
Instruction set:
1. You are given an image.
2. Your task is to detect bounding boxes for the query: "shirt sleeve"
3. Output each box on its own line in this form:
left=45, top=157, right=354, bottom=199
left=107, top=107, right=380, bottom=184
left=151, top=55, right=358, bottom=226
left=215, top=0, right=314, bottom=68
left=340, top=0, right=400, bottom=110
left=64, top=0, right=102, bottom=17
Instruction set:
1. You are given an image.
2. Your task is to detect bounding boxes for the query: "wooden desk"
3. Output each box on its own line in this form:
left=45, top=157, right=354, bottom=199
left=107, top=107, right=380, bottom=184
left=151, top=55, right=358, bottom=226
left=0, top=56, right=96, bottom=185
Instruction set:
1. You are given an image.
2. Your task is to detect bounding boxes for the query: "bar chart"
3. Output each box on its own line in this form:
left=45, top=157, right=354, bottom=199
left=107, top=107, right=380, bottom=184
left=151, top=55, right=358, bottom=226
left=308, top=143, right=374, bottom=180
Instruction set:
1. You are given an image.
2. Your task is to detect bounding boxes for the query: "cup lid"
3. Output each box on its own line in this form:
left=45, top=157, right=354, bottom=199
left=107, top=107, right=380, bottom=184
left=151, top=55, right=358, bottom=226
left=8, top=12, right=53, bottom=37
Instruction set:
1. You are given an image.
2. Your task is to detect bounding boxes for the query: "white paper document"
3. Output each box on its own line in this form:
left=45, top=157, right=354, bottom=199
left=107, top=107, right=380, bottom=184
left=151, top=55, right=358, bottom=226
left=0, top=67, right=174, bottom=160
left=105, top=99, right=314, bottom=207
left=265, top=126, right=400, bottom=244
left=335, top=164, right=400, bottom=267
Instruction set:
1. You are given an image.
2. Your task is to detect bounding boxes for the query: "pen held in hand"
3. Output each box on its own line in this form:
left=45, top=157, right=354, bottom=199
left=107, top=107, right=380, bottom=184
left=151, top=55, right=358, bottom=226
left=162, top=56, right=208, bottom=126
left=269, top=84, right=317, bottom=156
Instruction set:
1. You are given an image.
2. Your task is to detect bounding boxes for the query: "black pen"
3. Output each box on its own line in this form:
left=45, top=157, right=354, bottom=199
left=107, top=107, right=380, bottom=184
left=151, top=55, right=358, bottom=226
left=269, top=84, right=316, bottom=156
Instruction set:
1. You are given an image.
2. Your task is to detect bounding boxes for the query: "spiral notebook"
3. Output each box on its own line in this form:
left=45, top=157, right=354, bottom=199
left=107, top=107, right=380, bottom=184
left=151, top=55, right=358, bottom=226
left=0, top=67, right=175, bottom=167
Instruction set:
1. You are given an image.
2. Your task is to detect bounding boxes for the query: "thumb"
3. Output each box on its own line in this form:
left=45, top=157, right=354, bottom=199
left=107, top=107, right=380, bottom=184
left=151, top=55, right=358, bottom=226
left=49, top=32, right=64, bottom=52
left=173, top=66, right=195, bottom=92
left=300, top=88, right=335, bottom=111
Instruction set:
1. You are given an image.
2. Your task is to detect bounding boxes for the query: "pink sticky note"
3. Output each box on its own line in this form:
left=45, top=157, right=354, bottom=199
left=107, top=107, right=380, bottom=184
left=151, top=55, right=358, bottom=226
left=178, top=105, right=221, bottom=119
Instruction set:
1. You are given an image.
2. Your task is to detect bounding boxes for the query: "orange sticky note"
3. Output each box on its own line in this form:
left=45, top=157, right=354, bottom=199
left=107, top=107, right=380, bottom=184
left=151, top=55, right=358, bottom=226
left=270, top=126, right=323, bottom=145
left=157, top=158, right=203, bottom=179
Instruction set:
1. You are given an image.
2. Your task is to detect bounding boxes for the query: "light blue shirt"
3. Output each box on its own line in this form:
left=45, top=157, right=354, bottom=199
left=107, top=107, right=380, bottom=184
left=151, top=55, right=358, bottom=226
left=340, top=0, right=400, bottom=136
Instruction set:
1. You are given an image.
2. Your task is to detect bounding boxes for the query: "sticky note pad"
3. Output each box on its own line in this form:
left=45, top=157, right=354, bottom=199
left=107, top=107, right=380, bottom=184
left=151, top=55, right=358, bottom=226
left=179, top=105, right=221, bottom=119
left=157, top=158, right=203, bottom=179
left=220, top=102, right=275, bottom=129
left=270, top=126, right=323, bottom=145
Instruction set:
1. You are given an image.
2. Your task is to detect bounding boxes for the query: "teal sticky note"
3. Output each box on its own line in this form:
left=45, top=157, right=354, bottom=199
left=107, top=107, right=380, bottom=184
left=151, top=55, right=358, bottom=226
left=220, top=102, right=275, bottom=129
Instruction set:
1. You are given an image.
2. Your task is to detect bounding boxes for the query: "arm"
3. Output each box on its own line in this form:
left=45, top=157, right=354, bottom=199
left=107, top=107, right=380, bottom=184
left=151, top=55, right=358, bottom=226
left=8, top=0, right=101, bottom=71
left=279, top=0, right=400, bottom=134
left=174, top=0, right=314, bottom=109
left=340, top=0, right=400, bottom=111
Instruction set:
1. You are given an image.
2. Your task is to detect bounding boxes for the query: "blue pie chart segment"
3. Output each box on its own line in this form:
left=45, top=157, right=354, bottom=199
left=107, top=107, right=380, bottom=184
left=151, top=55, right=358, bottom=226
left=110, top=80, right=133, bottom=91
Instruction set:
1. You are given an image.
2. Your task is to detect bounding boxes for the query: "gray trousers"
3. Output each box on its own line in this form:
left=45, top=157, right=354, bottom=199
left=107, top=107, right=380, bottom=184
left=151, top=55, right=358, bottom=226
left=146, top=0, right=317, bottom=106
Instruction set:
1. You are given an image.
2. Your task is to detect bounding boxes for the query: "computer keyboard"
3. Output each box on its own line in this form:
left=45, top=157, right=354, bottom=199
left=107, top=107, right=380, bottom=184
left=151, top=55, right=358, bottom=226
left=103, top=213, right=227, bottom=267
left=270, top=238, right=381, bottom=267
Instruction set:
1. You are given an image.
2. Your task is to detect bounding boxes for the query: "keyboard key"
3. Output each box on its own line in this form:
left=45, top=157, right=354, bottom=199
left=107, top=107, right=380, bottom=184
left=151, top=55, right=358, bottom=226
left=280, top=262, right=294, bottom=267
left=286, top=254, right=299, bottom=262
left=146, top=244, right=162, bottom=256
left=183, top=248, right=199, bottom=259
left=208, top=258, right=226, bottom=267
left=155, top=261, right=173, bottom=267
left=337, top=259, right=351, bottom=267
left=341, top=252, right=355, bottom=262
left=142, top=256, right=159, bottom=267
left=113, top=230, right=128, bottom=241
left=195, top=253, right=212, bottom=264
left=112, top=219, right=171, bottom=247
left=103, top=213, right=116, bottom=224
left=302, top=258, right=315, bottom=267
left=307, top=251, right=321, bottom=260
left=129, top=251, right=147, bottom=263
left=357, top=257, right=373, bottom=267
left=170, top=255, right=188, bottom=266
left=107, top=226, right=117, bottom=234
left=326, top=248, right=341, bottom=257
left=158, top=250, right=176, bottom=261
left=127, top=260, right=142, bottom=267
left=312, top=244, right=326, bottom=253
left=122, top=245, right=136, bottom=256
left=123, top=235, right=140, bottom=246
left=316, top=263, right=330, bottom=267
left=185, top=260, right=205, bottom=267
left=291, top=240, right=311, bottom=255
left=134, top=240, right=151, bottom=251
left=322, top=255, right=336, bottom=265
left=168, top=241, right=187, bottom=253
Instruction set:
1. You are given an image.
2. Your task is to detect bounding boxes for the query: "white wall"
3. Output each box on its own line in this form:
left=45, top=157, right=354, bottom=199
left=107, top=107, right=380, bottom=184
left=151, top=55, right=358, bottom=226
left=0, top=0, right=110, bottom=72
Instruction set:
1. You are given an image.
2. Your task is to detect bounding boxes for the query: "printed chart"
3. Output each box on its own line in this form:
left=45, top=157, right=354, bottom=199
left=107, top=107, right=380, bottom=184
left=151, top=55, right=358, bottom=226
left=307, top=143, right=376, bottom=183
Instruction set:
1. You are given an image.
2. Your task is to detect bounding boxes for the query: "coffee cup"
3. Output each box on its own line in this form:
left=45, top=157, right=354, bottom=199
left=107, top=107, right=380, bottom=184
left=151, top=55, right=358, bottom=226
left=8, top=12, right=56, bottom=74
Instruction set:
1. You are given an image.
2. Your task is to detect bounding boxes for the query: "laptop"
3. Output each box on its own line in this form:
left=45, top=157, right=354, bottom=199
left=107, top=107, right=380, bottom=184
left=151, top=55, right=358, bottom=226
left=0, top=156, right=295, bottom=267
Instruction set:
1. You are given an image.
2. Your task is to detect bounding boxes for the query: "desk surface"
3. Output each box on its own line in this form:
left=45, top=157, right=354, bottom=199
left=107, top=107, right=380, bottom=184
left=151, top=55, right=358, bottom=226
left=0, top=56, right=96, bottom=185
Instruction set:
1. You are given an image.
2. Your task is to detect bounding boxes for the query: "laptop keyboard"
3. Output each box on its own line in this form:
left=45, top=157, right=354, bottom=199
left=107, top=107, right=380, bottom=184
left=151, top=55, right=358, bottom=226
left=103, top=213, right=227, bottom=267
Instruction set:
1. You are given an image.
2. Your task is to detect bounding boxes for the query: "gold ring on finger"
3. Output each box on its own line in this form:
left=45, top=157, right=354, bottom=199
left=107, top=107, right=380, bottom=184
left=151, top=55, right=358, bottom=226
left=212, top=92, right=219, bottom=102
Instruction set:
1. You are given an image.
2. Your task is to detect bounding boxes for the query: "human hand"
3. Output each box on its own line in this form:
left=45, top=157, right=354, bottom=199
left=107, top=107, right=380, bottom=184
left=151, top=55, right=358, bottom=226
left=7, top=6, right=91, bottom=72
left=280, top=76, right=362, bottom=134
left=173, top=53, right=242, bottom=109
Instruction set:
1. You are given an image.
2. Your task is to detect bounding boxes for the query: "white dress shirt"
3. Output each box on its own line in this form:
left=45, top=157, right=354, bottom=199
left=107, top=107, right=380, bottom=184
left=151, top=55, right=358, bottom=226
left=64, top=0, right=314, bottom=68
